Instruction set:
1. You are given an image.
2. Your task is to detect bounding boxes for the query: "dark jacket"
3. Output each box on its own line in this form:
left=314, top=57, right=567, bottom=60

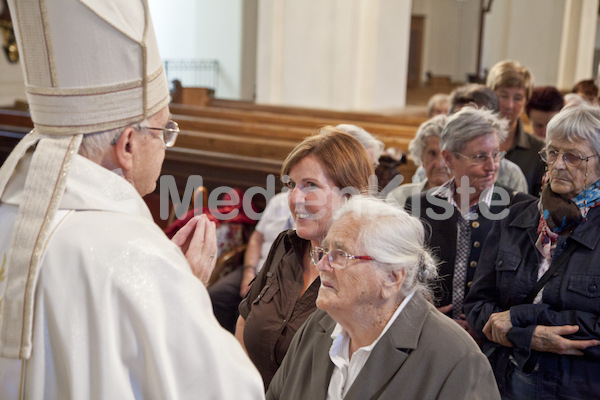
left=406, top=184, right=533, bottom=312
left=266, top=293, right=499, bottom=400
left=505, top=120, right=545, bottom=197
left=464, top=199, right=600, bottom=398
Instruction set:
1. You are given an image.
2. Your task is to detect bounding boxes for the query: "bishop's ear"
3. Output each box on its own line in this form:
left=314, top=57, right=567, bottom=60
left=113, top=126, right=136, bottom=172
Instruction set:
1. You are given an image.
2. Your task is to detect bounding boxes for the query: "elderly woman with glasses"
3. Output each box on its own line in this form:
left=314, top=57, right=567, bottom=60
left=386, top=114, right=451, bottom=207
left=406, top=106, right=532, bottom=339
left=266, top=196, right=499, bottom=400
left=464, top=103, right=600, bottom=399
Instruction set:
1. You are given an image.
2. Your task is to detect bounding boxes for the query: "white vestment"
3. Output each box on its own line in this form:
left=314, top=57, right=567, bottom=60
left=0, top=153, right=265, bottom=399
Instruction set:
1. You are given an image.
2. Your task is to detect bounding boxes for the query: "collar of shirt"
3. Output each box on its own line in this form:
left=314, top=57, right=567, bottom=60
left=326, top=291, right=415, bottom=400
left=432, top=178, right=495, bottom=218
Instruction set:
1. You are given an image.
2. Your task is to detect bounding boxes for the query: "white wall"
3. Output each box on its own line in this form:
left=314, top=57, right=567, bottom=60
left=412, top=0, right=480, bottom=84
left=557, top=0, right=599, bottom=89
left=149, top=0, right=257, bottom=100
left=0, top=0, right=25, bottom=107
left=0, top=55, right=25, bottom=107
left=482, top=0, right=565, bottom=87
left=256, top=0, right=412, bottom=111
left=413, top=0, right=599, bottom=89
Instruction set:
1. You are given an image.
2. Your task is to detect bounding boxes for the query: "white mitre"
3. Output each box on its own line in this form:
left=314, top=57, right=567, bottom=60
left=0, top=0, right=170, bottom=359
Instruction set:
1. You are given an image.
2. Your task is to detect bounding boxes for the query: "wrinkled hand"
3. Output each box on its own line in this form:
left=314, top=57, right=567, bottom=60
left=239, top=268, right=255, bottom=297
left=171, top=215, right=217, bottom=286
left=531, top=325, right=600, bottom=356
left=483, top=310, right=513, bottom=347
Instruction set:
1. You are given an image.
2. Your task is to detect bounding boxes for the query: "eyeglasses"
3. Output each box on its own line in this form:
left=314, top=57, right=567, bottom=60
left=539, top=149, right=599, bottom=167
left=455, top=151, right=506, bottom=164
left=111, top=120, right=179, bottom=148
left=310, top=246, right=373, bottom=269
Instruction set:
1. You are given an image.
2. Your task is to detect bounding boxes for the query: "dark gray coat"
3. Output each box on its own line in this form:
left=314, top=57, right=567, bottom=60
left=465, top=199, right=600, bottom=398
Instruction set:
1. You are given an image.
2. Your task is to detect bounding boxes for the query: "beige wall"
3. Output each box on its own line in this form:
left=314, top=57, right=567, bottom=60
left=2, top=0, right=599, bottom=108
left=150, top=0, right=258, bottom=100
left=414, top=0, right=598, bottom=89
left=255, top=0, right=413, bottom=110
left=0, top=51, right=25, bottom=107
left=412, top=0, right=480, bottom=84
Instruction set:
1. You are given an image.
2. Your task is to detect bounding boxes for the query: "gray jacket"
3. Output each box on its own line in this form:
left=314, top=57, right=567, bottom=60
left=267, top=293, right=500, bottom=400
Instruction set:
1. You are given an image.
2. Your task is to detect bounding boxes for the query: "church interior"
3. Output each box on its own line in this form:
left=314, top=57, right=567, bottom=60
left=1, top=0, right=600, bottom=271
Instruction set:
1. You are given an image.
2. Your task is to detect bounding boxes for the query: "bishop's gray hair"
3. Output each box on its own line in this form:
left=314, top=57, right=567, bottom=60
left=79, top=118, right=152, bottom=161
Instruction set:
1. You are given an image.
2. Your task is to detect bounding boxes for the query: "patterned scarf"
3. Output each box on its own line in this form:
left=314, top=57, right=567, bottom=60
left=538, top=178, right=600, bottom=252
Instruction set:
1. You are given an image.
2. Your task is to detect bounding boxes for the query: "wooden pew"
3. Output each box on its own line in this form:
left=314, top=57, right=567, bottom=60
left=173, top=114, right=413, bottom=151
left=209, top=98, right=427, bottom=126
left=175, top=129, right=295, bottom=160
left=170, top=86, right=427, bottom=125
left=170, top=103, right=422, bottom=138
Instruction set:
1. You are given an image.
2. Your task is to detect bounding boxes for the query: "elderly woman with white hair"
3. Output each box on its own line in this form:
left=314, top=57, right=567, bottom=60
left=465, top=103, right=600, bottom=399
left=386, top=114, right=451, bottom=206
left=335, top=124, right=385, bottom=167
left=406, top=106, right=532, bottom=339
left=266, top=196, right=499, bottom=399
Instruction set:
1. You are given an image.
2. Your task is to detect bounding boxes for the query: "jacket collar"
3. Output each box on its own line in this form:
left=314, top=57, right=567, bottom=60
left=569, top=207, right=600, bottom=249
left=509, top=199, right=600, bottom=250
left=314, top=293, right=431, bottom=399
left=513, top=119, right=532, bottom=150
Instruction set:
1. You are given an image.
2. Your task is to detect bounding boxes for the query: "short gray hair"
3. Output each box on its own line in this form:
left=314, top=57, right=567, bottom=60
left=427, top=93, right=449, bottom=117
left=408, top=115, right=447, bottom=166
left=440, top=106, right=508, bottom=153
left=335, top=124, right=385, bottom=164
left=546, top=102, right=600, bottom=158
left=563, top=93, right=586, bottom=109
left=449, top=84, right=499, bottom=114
left=332, top=195, right=438, bottom=299
left=79, top=118, right=151, bottom=160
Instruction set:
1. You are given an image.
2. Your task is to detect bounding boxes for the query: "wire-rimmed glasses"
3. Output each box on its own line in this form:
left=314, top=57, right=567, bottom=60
left=111, top=120, right=179, bottom=148
left=139, top=120, right=179, bottom=147
left=454, top=151, right=506, bottom=165
left=538, top=149, right=599, bottom=167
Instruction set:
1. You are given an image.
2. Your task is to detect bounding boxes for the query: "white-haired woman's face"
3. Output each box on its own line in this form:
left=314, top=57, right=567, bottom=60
left=287, top=155, right=343, bottom=244
left=546, top=137, right=600, bottom=199
left=421, top=136, right=450, bottom=187
left=315, top=216, right=390, bottom=325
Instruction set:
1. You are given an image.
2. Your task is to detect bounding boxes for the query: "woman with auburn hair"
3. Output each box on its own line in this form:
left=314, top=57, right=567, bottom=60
left=235, top=126, right=373, bottom=389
